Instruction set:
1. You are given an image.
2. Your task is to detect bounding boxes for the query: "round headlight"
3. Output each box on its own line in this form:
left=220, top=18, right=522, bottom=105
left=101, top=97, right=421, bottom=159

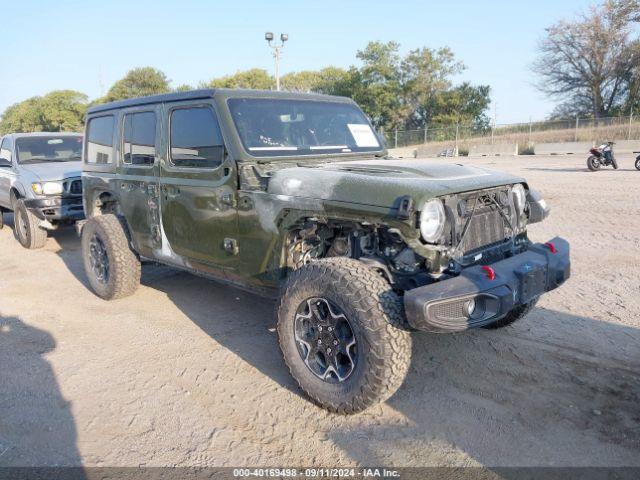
left=512, top=184, right=526, bottom=215
left=419, top=199, right=446, bottom=243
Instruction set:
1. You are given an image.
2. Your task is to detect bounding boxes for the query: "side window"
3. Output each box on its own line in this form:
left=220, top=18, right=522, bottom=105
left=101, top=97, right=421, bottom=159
left=170, top=107, right=224, bottom=168
left=123, top=111, right=156, bottom=166
left=86, top=115, right=115, bottom=164
left=0, top=137, right=13, bottom=162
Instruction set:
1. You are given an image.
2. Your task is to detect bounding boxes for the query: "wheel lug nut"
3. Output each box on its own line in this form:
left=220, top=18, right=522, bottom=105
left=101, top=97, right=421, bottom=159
left=327, top=326, right=333, bottom=332
left=327, top=348, right=332, bottom=353
left=333, top=340, right=338, bottom=346
left=318, top=326, right=322, bottom=331
left=317, top=339, right=322, bottom=345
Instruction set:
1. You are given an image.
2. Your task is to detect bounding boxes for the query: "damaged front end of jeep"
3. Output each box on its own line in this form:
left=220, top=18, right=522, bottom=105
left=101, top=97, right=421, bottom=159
left=272, top=177, right=569, bottom=333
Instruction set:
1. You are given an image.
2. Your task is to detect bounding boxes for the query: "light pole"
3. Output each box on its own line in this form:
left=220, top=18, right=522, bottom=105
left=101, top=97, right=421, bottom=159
left=265, top=32, right=288, bottom=91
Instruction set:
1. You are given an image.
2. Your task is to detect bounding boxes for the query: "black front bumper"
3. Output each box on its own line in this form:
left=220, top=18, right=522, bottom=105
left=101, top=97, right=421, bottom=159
left=24, top=196, right=85, bottom=222
left=404, top=237, right=570, bottom=332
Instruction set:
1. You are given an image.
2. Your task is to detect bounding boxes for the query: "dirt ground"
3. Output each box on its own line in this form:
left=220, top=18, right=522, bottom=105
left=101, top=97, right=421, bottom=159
left=0, top=154, right=638, bottom=468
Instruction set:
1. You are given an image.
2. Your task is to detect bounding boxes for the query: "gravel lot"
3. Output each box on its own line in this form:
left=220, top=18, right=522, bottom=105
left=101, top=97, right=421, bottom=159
left=0, top=154, right=638, bottom=468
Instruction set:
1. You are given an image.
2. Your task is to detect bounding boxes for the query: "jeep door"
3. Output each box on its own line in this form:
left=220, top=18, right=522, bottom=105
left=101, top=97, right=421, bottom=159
left=158, top=101, right=238, bottom=270
left=116, top=106, right=162, bottom=259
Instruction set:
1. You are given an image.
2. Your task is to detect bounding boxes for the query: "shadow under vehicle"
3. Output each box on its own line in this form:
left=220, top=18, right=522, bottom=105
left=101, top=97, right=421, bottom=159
left=0, top=132, right=84, bottom=249
left=77, top=89, right=570, bottom=414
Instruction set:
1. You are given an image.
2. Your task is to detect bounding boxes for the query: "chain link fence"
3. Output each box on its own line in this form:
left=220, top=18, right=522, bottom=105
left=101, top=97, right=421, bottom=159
left=382, top=115, right=640, bottom=154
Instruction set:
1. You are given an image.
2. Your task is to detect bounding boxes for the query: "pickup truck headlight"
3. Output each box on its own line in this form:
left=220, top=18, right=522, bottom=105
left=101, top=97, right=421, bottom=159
left=512, top=184, right=526, bottom=215
left=419, top=199, right=446, bottom=243
left=32, top=181, right=64, bottom=196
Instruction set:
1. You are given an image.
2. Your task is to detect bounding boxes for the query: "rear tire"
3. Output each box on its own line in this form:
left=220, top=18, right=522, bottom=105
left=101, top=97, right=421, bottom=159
left=277, top=257, right=412, bottom=414
left=81, top=214, right=141, bottom=300
left=14, top=199, right=47, bottom=249
left=0, top=208, right=4, bottom=230
left=587, top=156, right=600, bottom=171
left=483, top=298, right=538, bottom=329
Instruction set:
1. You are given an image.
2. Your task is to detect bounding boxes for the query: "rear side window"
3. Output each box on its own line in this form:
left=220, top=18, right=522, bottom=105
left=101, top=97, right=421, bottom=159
left=170, top=107, right=224, bottom=168
left=86, top=115, right=115, bottom=164
left=123, top=111, right=156, bottom=166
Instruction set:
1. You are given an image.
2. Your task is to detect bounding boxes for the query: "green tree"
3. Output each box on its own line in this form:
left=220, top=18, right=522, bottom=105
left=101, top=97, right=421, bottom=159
left=39, top=90, right=88, bottom=131
left=101, top=67, right=171, bottom=103
left=0, top=90, right=87, bottom=135
left=281, top=67, right=354, bottom=95
left=401, top=47, right=465, bottom=128
left=349, top=41, right=405, bottom=129
left=427, top=83, right=491, bottom=130
left=346, top=41, right=487, bottom=131
left=202, top=68, right=273, bottom=90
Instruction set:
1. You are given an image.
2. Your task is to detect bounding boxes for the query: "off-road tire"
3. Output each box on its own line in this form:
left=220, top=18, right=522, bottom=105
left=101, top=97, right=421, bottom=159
left=483, top=298, right=539, bottom=329
left=14, top=199, right=47, bottom=249
left=0, top=208, right=4, bottom=230
left=587, top=155, right=600, bottom=171
left=635, top=156, right=640, bottom=171
left=612, top=157, right=619, bottom=169
left=81, top=214, right=141, bottom=300
left=276, top=257, right=412, bottom=414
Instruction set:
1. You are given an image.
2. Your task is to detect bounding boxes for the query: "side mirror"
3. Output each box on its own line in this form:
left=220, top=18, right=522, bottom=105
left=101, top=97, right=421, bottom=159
left=0, top=157, right=11, bottom=167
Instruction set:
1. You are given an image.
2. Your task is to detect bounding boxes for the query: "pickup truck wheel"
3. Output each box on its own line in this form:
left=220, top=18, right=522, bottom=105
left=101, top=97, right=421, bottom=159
left=483, top=298, right=539, bottom=329
left=81, top=214, right=140, bottom=300
left=14, top=199, right=47, bottom=249
left=277, top=257, right=411, bottom=414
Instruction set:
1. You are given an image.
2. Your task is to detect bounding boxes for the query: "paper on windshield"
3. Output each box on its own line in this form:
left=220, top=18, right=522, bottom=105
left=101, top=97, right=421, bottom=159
left=347, top=124, right=380, bottom=148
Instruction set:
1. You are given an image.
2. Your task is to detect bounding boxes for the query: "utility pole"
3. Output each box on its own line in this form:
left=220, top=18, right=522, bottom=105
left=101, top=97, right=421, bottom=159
left=629, top=108, right=634, bottom=140
left=265, top=32, right=288, bottom=91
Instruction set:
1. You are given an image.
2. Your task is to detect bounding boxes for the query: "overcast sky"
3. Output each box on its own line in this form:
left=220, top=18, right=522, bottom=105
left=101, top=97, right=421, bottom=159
left=1, top=0, right=594, bottom=124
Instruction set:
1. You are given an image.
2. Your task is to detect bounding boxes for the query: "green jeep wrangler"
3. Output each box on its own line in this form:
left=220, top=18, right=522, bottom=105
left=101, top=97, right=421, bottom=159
left=80, top=89, right=570, bottom=413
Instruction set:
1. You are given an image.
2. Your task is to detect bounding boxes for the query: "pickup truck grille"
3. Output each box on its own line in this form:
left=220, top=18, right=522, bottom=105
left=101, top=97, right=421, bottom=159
left=63, top=178, right=83, bottom=196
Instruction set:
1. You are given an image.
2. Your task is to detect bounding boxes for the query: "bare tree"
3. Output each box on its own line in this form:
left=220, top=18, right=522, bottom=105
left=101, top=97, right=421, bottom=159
left=611, top=0, right=640, bottom=22
left=534, top=1, right=640, bottom=119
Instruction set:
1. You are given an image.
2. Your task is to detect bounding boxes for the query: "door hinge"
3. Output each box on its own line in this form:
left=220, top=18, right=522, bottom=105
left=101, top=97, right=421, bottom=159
left=223, top=238, right=239, bottom=255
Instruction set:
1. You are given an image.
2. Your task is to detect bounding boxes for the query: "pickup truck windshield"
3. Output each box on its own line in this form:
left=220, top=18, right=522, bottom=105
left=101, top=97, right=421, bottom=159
left=16, top=136, right=83, bottom=164
left=228, top=98, right=382, bottom=157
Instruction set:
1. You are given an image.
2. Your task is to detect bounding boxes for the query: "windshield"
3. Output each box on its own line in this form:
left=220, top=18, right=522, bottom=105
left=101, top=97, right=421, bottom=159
left=228, top=98, right=383, bottom=157
left=16, top=136, right=83, bottom=164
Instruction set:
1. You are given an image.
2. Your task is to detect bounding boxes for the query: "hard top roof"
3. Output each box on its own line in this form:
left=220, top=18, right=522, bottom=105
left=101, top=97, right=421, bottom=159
left=86, top=88, right=354, bottom=115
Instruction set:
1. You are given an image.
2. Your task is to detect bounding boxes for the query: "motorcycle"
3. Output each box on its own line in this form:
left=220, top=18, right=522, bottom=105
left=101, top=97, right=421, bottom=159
left=587, top=142, right=618, bottom=171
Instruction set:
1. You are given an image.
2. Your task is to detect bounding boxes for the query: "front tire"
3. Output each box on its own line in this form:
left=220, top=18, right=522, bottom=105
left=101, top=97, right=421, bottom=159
left=14, top=200, right=47, bottom=249
left=483, top=298, right=538, bottom=329
left=81, top=214, right=141, bottom=300
left=587, top=155, right=600, bottom=171
left=277, top=258, right=412, bottom=414
left=612, top=157, right=618, bottom=169
left=0, top=208, right=4, bottom=230
left=635, top=156, right=640, bottom=171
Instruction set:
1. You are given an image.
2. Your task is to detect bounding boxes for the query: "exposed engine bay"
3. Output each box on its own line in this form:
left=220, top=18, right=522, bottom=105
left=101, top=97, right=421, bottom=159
left=285, top=185, right=531, bottom=292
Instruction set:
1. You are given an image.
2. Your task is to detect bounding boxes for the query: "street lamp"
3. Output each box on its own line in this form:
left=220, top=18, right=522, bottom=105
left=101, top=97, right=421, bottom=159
left=265, top=32, right=288, bottom=91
